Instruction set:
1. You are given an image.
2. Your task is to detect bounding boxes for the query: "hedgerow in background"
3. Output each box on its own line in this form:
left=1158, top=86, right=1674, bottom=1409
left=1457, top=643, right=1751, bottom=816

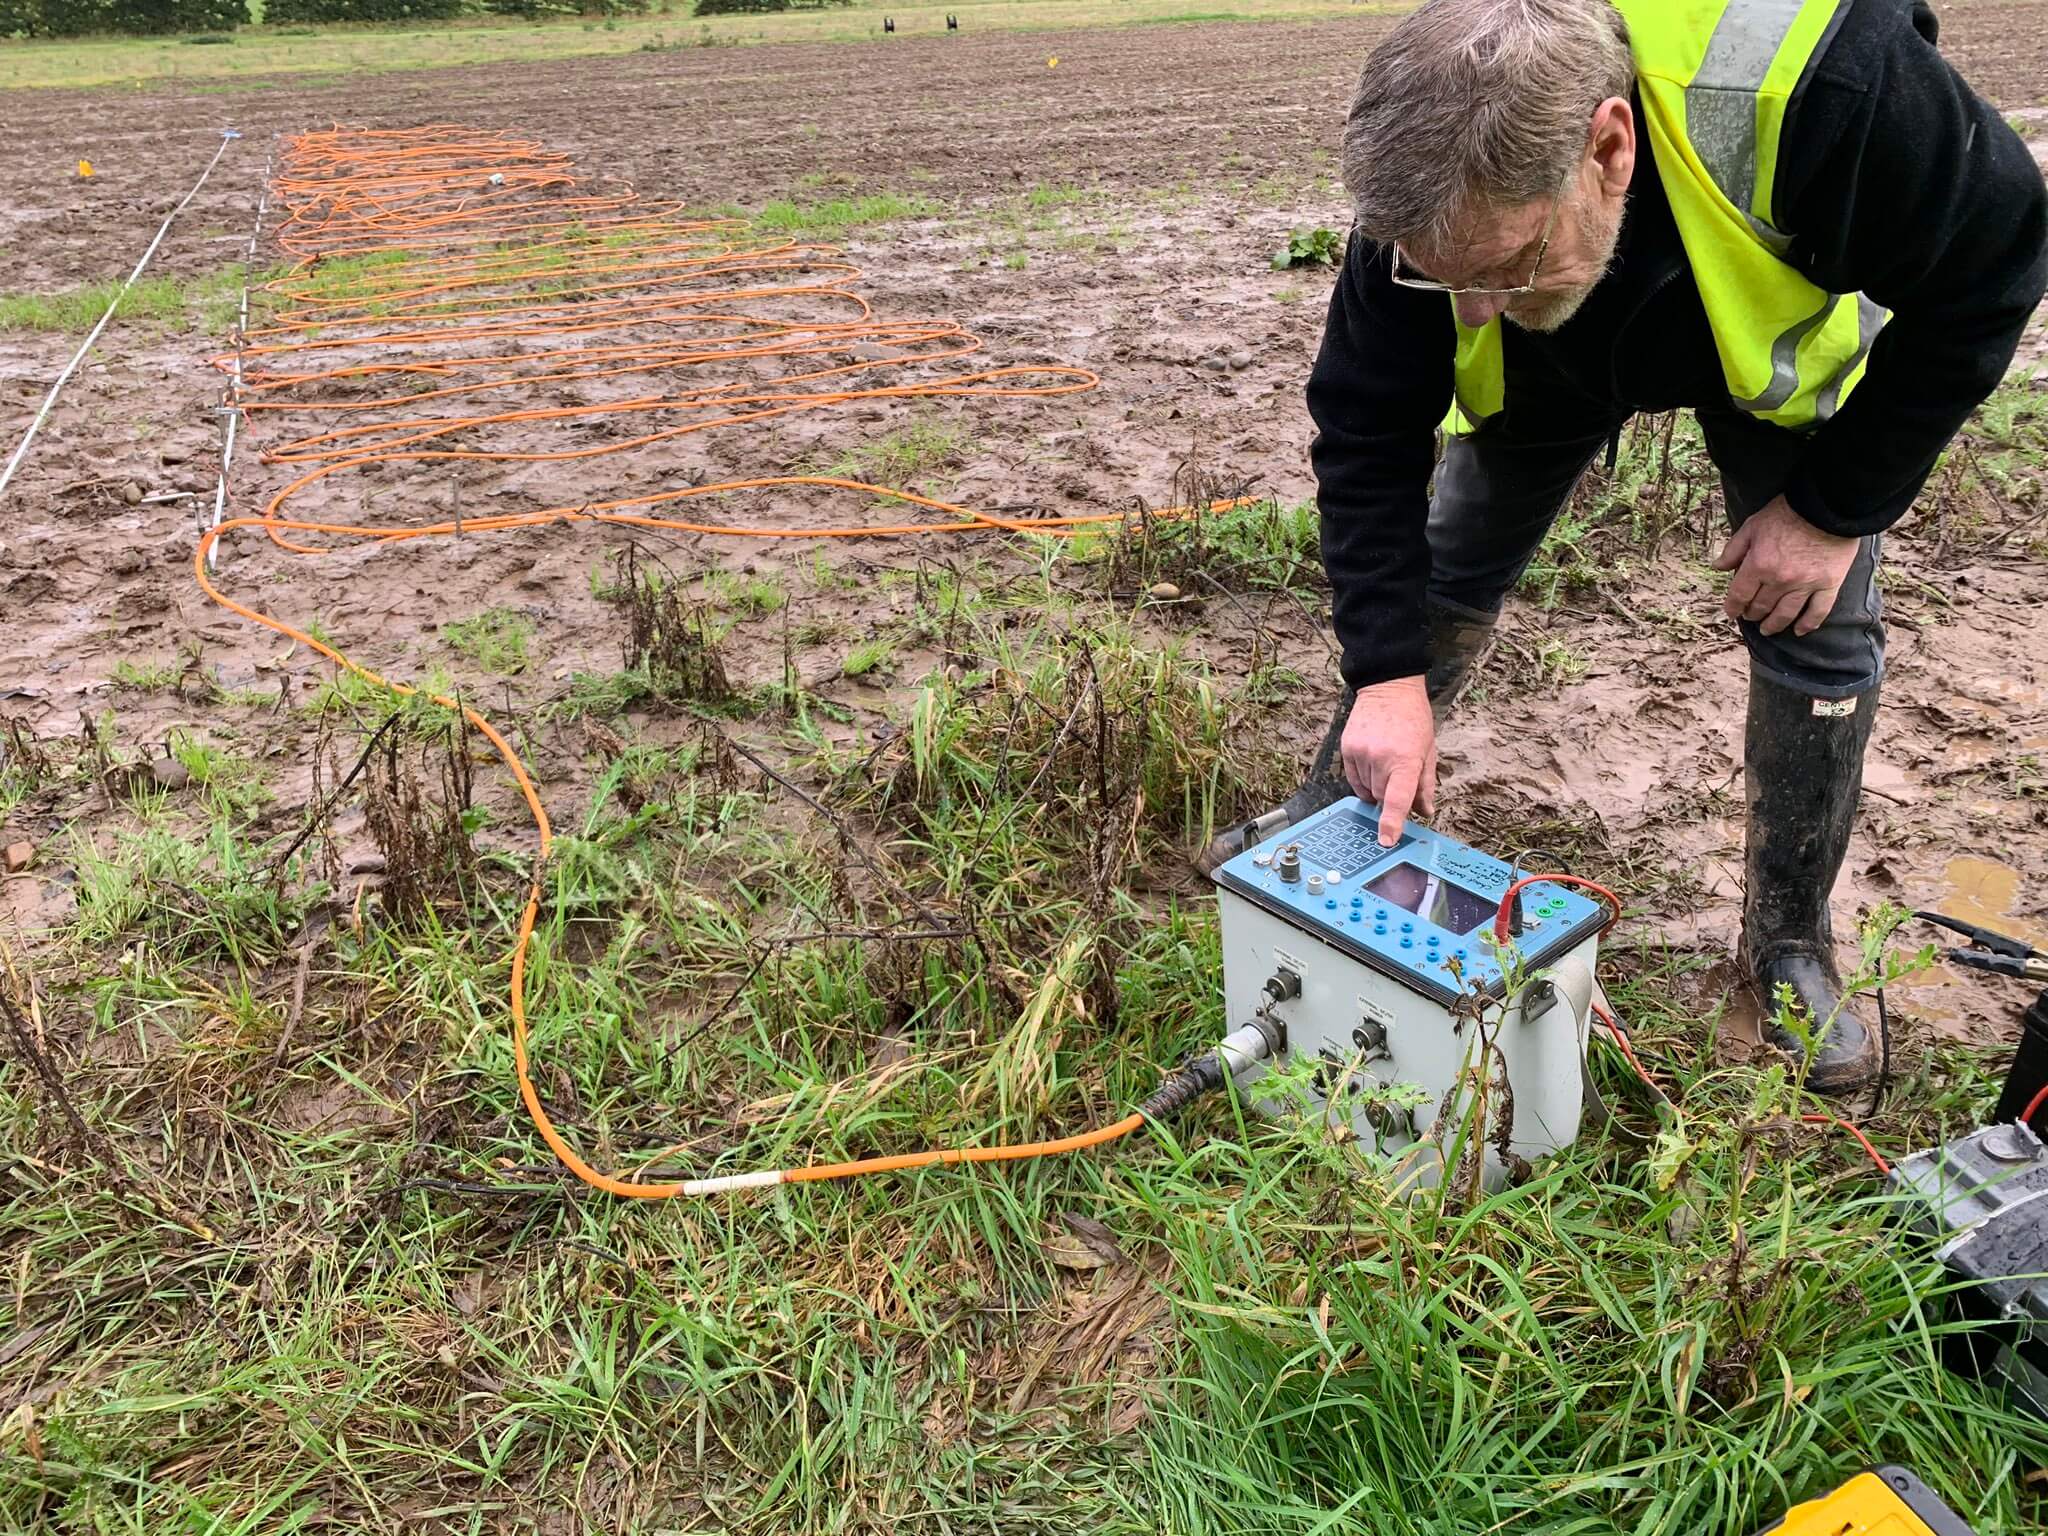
left=0, top=0, right=245, bottom=33
left=694, top=0, right=854, bottom=14
left=261, top=0, right=459, bottom=22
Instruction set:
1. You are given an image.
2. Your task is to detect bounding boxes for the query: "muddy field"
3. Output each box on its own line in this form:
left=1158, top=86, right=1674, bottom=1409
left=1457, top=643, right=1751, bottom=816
left=3, top=3, right=2048, bottom=1057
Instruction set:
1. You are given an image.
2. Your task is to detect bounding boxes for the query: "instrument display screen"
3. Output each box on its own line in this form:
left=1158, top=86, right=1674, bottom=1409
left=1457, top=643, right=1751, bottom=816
left=1363, top=861, right=1497, bottom=935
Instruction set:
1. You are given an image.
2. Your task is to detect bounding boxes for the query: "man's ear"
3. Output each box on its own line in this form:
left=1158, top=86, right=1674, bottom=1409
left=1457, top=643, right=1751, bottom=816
left=1587, top=96, right=1635, bottom=197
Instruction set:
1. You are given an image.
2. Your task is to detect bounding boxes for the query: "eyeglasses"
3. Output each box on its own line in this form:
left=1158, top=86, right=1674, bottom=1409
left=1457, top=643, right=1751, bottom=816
left=1389, top=192, right=1564, bottom=298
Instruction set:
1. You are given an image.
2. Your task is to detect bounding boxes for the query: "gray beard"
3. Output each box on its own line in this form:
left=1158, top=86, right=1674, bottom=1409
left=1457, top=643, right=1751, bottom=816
left=1503, top=197, right=1625, bottom=335
left=1504, top=282, right=1597, bottom=333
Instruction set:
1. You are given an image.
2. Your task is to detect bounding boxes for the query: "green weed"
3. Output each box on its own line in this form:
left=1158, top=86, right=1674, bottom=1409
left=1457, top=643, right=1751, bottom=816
left=109, top=657, right=183, bottom=692
left=824, top=417, right=969, bottom=486
left=754, top=194, right=938, bottom=238
left=442, top=606, right=536, bottom=675
left=0, top=264, right=255, bottom=334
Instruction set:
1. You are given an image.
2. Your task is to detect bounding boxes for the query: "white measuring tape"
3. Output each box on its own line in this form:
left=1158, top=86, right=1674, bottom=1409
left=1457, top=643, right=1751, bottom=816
left=206, top=141, right=273, bottom=573
left=0, top=129, right=242, bottom=504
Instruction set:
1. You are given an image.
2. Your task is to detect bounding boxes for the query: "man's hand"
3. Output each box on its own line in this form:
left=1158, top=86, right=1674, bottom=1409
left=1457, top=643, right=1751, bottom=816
left=1340, top=676, right=1437, bottom=846
left=1713, top=496, right=1860, bottom=637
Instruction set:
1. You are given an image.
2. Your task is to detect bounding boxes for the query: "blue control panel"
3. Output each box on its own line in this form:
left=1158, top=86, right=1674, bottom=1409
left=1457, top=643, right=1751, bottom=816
left=1212, top=797, right=1605, bottom=1001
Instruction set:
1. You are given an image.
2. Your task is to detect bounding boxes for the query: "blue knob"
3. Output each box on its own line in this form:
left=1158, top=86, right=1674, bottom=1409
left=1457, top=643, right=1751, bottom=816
left=1400, top=938, right=1413, bottom=949
left=1325, top=899, right=1338, bottom=911
left=1427, top=936, right=1440, bottom=948
left=1350, top=896, right=1364, bottom=908
left=1375, top=907, right=1388, bottom=919
left=1400, top=921, right=1413, bottom=934
left=1349, top=911, right=1363, bottom=923
left=1373, top=923, right=1387, bottom=935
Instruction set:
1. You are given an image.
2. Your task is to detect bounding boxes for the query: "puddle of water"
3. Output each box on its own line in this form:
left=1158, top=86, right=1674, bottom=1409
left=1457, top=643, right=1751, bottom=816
left=1951, top=678, right=2048, bottom=712
left=1892, top=854, right=2041, bottom=1027
left=1937, top=854, right=2037, bottom=938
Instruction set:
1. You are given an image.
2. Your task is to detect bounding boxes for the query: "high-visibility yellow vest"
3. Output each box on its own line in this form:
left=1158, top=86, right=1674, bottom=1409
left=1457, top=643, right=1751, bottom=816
left=1447, top=0, right=1886, bottom=434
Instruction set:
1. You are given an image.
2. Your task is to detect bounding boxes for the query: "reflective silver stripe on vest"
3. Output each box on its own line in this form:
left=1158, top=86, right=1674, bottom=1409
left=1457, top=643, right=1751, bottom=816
left=1685, top=0, right=1811, bottom=220
left=1732, top=289, right=1838, bottom=414
left=1813, top=292, right=1885, bottom=421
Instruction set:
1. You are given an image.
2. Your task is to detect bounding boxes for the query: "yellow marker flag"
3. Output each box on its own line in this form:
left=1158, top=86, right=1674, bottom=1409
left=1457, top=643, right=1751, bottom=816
left=1047, top=55, right=1058, bottom=68
left=77, top=159, right=94, bottom=178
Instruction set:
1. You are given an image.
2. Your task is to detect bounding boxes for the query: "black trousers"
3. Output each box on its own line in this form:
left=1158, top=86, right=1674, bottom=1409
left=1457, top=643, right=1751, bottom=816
left=1422, top=405, right=1885, bottom=700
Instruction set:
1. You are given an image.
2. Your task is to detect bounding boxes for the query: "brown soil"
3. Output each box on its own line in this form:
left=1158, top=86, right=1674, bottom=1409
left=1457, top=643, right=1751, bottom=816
left=2, top=6, right=2047, bottom=1060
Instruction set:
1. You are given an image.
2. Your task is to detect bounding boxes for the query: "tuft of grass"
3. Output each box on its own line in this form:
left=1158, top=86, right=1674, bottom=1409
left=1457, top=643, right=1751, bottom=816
left=847, top=614, right=1292, bottom=897
left=700, top=568, right=787, bottom=617
left=1068, top=490, right=1322, bottom=597
left=842, top=633, right=898, bottom=677
left=823, top=416, right=970, bottom=488
left=1024, top=182, right=1089, bottom=209
left=754, top=193, right=939, bottom=238
left=441, top=605, right=535, bottom=675
left=109, top=657, right=182, bottom=692
left=0, top=265, right=259, bottom=335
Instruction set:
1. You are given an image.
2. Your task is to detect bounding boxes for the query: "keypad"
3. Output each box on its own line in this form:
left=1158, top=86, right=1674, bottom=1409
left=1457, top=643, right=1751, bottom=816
left=1295, top=812, right=1414, bottom=880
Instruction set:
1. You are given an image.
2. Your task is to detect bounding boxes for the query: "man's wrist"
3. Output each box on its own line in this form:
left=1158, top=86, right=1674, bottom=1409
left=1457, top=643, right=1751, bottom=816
left=1342, top=649, right=1430, bottom=692
left=1358, top=673, right=1429, bottom=696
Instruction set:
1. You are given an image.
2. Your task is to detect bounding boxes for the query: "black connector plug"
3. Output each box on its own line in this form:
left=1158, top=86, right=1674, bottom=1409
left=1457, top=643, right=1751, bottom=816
left=1139, top=1055, right=1226, bottom=1121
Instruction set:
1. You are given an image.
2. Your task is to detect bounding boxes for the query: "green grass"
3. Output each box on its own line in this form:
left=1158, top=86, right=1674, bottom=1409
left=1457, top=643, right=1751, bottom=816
left=700, top=569, right=788, bottom=617
left=842, top=633, right=898, bottom=676
left=108, top=656, right=183, bottom=691
left=1024, top=182, right=1090, bottom=209
left=4, top=430, right=2044, bottom=1532
left=0, top=263, right=261, bottom=334
left=822, top=416, right=970, bottom=486
left=4, top=68, right=2046, bottom=1523
left=441, top=606, right=536, bottom=675
left=754, top=193, right=940, bottom=238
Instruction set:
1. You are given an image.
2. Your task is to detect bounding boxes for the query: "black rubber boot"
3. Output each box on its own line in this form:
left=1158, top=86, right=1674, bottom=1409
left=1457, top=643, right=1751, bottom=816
left=1194, top=688, right=1353, bottom=876
left=1194, top=605, right=1497, bottom=875
left=1422, top=600, right=1498, bottom=722
left=1741, top=668, right=1884, bottom=1095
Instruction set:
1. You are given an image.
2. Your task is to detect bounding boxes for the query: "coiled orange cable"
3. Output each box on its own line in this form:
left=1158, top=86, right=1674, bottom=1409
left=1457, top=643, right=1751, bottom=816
left=198, top=126, right=1202, bottom=1196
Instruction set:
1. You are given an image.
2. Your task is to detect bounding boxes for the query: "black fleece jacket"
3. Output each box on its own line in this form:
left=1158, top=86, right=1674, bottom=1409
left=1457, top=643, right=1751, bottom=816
left=1309, top=0, right=2048, bottom=691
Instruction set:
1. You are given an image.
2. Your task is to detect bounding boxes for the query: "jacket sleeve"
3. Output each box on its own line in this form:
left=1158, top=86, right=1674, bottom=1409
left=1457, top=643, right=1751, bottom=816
left=1308, top=230, right=1455, bottom=689
left=1773, top=0, right=2048, bottom=537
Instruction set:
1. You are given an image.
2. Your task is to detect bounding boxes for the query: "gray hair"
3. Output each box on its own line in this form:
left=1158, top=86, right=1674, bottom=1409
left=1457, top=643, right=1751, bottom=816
left=1343, top=0, right=1633, bottom=250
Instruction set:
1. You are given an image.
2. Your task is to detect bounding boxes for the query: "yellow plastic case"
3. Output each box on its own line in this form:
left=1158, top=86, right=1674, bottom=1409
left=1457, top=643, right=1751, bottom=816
left=1758, top=1467, right=1975, bottom=1536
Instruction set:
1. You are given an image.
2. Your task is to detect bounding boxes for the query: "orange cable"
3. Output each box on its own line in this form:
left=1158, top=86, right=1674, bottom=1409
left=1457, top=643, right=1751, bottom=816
left=200, top=127, right=1200, bottom=1197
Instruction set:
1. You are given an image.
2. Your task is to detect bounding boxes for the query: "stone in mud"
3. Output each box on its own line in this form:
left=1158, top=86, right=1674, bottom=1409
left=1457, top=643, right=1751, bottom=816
left=1199, top=355, right=1229, bottom=372
left=1228, top=350, right=1254, bottom=370
left=1148, top=581, right=1182, bottom=601
left=121, top=482, right=143, bottom=505
left=3, top=842, right=31, bottom=874
left=149, top=757, right=191, bottom=791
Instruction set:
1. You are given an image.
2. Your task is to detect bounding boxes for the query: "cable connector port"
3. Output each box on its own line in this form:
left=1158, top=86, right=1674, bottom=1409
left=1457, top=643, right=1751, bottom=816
left=1139, top=1013, right=1286, bottom=1122
left=1261, top=967, right=1301, bottom=1008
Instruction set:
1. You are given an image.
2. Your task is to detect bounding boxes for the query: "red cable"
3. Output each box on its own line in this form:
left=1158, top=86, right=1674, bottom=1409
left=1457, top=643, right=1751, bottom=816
left=1592, top=1001, right=1661, bottom=1096
left=1492, top=873, right=1624, bottom=946
left=1801, top=1113, right=1892, bottom=1176
left=2022, top=1083, right=2048, bottom=1128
